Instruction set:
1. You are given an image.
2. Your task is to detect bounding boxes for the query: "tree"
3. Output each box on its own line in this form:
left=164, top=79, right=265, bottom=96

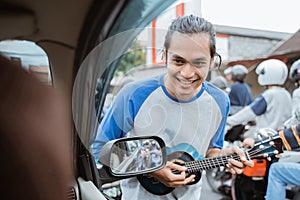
left=115, top=40, right=146, bottom=75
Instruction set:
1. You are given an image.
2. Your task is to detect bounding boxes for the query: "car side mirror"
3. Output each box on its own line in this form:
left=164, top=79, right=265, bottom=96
left=98, top=136, right=167, bottom=178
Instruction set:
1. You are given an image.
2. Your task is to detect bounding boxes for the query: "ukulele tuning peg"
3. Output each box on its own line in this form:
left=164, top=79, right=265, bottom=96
left=259, top=145, right=265, bottom=150
left=267, top=133, right=273, bottom=138
left=257, top=134, right=263, bottom=141
left=267, top=157, right=272, bottom=161
left=269, top=141, right=274, bottom=146
left=273, top=150, right=279, bottom=155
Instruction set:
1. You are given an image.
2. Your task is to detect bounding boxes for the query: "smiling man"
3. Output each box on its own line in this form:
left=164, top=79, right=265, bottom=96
left=92, top=15, right=253, bottom=200
left=164, top=32, right=212, bottom=100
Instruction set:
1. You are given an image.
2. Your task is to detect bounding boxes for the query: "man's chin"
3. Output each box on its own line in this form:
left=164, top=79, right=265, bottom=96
left=174, top=91, right=195, bottom=101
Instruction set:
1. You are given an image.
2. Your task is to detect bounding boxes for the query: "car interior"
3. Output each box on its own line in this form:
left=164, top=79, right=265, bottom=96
left=0, top=0, right=177, bottom=199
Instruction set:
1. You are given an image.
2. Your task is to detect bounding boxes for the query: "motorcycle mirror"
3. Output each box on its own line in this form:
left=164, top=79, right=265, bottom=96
left=99, top=136, right=167, bottom=177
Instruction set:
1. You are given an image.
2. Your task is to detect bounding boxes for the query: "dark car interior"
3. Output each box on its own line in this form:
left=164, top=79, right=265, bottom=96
left=0, top=0, right=176, bottom=199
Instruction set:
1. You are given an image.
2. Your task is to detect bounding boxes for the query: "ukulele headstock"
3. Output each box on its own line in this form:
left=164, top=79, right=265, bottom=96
left=247, top=134, right=283, bottom=161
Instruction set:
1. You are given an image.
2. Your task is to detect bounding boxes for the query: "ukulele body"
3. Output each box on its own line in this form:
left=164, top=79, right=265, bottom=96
left=137, top=144, right=202, bottom=195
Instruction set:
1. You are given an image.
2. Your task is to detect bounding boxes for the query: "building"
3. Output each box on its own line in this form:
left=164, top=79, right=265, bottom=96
left=214, top=25, right=291, bottom=97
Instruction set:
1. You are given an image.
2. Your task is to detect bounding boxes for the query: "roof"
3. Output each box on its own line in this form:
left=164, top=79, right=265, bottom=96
left=214, top=25, right=292, bottom=40
left=215, top=25, right=293, bottom=67
left=271, top=29, right=300, bottom=56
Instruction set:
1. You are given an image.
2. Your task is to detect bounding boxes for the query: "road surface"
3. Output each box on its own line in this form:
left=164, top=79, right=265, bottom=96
left=201, top=174, right=230, bottom=200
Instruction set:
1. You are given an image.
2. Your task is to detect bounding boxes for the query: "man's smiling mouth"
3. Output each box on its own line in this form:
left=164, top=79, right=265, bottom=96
left=176, top=78, right=199, bottom=85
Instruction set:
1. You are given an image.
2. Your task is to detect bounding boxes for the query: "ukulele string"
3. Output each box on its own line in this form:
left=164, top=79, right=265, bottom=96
left=185, top=145, right=275, bottom=173
left=186, top=154, right=236, bottom=172
left=248, top=145, right=275, bottom=157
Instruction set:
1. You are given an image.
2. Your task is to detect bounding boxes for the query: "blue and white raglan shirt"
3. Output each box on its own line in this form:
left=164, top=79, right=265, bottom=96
left=227, top=86, right=292, bottom=130
left=92, top=74, right=230, bottom=200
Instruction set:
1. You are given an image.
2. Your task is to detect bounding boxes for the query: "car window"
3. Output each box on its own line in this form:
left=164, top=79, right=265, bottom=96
left=72, top=0, right=176, bottom=148
left=97, top=0, right=185, bottom=128
left=0, top=40, right=52, bottom=85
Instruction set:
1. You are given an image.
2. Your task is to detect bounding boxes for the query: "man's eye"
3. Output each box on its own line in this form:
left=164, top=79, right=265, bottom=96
left=193, top=62, right=207, bottom=68
left=173, top=59, right=185, bottom=65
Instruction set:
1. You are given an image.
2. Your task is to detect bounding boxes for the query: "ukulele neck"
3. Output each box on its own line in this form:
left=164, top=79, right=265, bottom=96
left=185, top=152, right=248, bottom=173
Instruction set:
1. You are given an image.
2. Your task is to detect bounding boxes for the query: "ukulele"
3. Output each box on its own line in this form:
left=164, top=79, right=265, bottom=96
left=137, top=136, right=283, bottom=195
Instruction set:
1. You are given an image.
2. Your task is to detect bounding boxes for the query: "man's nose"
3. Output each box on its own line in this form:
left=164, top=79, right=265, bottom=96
left=180, top=63, right=195, bottom=77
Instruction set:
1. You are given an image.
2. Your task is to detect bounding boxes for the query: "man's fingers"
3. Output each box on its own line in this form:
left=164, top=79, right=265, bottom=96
left=243, top=160, right=254, bottom=168
left=184, top=174, right=196, bottom=184
left=167, top=161, right=187, bottom=172
left=167, top=174, right=196, bottom=188
left=231, top=145, right=254, bottom=168
left=228, top=158, right=244, bottom=168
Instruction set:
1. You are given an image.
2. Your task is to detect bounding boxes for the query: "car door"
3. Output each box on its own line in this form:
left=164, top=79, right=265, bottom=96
left=0, top=0, right=176, bottom=199
left=72, top=0, right=175, bottom=194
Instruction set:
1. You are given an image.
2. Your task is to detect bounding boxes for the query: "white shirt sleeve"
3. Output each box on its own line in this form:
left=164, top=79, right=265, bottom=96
left=227, top=105, right=257, bottom=126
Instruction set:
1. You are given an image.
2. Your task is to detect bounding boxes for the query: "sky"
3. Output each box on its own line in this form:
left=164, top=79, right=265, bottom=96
left=201, top=0, right=300, bottom=33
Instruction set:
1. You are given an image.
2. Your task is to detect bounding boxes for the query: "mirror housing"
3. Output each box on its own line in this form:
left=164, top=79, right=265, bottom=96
left=99, top=136, right=166, bottom=177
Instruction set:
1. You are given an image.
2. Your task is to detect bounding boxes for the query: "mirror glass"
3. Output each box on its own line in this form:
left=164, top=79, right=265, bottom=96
left=110, top=138, right=163, bottom=174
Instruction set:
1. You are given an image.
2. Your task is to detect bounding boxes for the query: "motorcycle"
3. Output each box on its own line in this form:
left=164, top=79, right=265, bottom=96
left=205, top=141, right=236, bottom=197
left=206, top=125, right=281, bottom=199
left=207, top=124, right=300, bottom=200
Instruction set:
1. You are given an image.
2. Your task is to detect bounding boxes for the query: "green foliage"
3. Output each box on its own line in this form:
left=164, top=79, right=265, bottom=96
left=115, top=40, right=146, bottom=75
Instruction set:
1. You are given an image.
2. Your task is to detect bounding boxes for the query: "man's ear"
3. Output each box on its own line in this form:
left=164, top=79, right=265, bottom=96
left=209, top=57, right=214, bottom=70
left=162, top=50, right=166, bottom=63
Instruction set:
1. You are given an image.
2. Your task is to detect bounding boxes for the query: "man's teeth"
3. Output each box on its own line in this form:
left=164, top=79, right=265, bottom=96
left=179, top=79, right=194, bottom=85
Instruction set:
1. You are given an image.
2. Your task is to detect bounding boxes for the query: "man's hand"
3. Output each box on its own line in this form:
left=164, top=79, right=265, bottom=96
left=242, top=137, right=255, bottom=149
left=221, top=146, right=254, bottom=174
left=148, top=161, right=195, bottom=188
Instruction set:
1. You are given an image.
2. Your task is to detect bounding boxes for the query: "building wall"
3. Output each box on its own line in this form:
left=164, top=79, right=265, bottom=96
left=228, top=36, right=280, bottom=61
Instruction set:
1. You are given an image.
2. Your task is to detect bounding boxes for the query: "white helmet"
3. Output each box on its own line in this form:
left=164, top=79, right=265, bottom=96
left=224, top=67, right=232, bottom=75
left=289, top=58, right=300, bottom=83
left=255, top=59, right=288, bottom=86
left=231, top=64, right=248, bottom=82
left=210, top=76, right=228, bottom=90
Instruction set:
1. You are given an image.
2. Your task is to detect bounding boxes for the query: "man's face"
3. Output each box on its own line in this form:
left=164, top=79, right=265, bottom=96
left=164, top=31, right=213, bottom=101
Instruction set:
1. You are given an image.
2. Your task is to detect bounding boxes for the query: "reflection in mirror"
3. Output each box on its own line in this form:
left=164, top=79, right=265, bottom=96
left=110, top=138, right=163, bottom=175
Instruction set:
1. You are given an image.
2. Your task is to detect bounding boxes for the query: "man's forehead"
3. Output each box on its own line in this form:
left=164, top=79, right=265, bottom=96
left=168, top=32, right=210, bottom=56
left=168, top=52, right=206, bottom=60
left=169, top=31, right=210, bottom=44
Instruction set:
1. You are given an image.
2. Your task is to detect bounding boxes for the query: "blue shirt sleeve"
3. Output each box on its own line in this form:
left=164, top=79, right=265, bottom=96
left=250, top=94, right=267, bottom=116
left=92, top=76, right=162, bottom=161
left=91, top=83, right=137, bottom=160
left=206, top=82, right=230, bottom=149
